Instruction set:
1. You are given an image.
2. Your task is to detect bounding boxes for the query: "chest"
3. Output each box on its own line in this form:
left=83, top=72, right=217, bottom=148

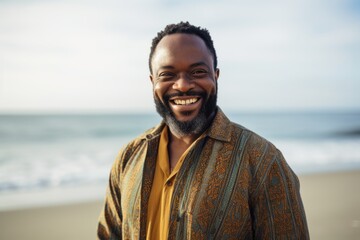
left=121, top=138, right=254, bottom=238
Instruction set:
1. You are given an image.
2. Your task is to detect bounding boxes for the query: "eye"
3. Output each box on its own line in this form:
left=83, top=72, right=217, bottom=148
left=192, top=69, right=208, bottom=78
left=158, top=71, right=176, bottom=81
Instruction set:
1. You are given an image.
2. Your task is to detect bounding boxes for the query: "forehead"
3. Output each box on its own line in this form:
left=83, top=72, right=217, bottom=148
left=152, top=33, right=213, bottom=69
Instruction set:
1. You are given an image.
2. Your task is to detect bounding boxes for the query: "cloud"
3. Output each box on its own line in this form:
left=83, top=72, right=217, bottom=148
left=0, top=0, right=359, bottom=112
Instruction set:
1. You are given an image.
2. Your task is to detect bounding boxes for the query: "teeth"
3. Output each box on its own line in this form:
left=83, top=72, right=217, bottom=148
left=174, top=98, right=198, bottom=105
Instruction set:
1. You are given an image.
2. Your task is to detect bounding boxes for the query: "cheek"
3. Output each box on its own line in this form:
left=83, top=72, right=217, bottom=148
left=201, top=79, right=217, bottom=95
left=153, top=82, right=170, bottom=101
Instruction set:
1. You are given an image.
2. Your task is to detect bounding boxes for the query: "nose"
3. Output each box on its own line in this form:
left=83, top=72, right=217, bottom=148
left=172, top=73, right=194, bottom=92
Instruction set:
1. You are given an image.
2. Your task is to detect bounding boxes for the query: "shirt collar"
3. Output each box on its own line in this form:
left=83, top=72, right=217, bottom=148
left=204, top=107, right=232, bottom=142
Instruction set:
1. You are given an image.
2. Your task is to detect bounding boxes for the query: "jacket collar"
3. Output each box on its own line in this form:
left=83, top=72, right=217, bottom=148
left=205, top=107, right=232, bottom=142
left=142, top=107, right=232, bottom=143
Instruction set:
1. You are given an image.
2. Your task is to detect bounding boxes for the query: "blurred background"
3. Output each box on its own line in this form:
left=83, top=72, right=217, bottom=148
left=0, top=0, right=359, bottom=239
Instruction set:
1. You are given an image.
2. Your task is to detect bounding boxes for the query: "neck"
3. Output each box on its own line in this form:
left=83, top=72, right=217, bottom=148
left=166, top=110, right=216, bottom=172
left=168, top=128, right=198, bottom=147
left=166, top=127, right=198, bottom=173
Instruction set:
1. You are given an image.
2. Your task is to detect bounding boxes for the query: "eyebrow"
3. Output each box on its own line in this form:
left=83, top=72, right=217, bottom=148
left=157, top=65, right=175, bottom=71
left=157, top=61, right=210, bottom=72
left=189, top=62, right=209, bottom=68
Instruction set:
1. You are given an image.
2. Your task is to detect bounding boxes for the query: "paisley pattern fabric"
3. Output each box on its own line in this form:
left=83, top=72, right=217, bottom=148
left=97, top=108, right=309, bottom=239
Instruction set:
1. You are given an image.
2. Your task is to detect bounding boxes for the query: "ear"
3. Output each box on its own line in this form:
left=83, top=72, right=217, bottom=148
left=215, top=68, right=220, bottom=81
left=149, top=75, right=154, bottom=84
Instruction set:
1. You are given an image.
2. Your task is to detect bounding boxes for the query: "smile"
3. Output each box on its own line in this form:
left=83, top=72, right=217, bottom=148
left=172, top=98, right=200, bottom=105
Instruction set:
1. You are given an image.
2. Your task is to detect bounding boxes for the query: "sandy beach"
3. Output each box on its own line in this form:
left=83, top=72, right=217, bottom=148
left=300, top=170, right=360, bottom=240
left=0, top=170, right=359, bottom=240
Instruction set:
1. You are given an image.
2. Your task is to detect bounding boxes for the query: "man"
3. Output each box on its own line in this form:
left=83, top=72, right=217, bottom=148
left=98, top=22, right=309, bottom=239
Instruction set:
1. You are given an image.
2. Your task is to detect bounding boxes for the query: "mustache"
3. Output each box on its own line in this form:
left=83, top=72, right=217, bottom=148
left=164, top=90, right=206, bottom=100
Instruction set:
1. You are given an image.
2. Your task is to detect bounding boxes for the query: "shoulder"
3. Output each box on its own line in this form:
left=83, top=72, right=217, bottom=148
left=111, top=123, right=164, bottom=173
left=229, top=121, right=277, bottom=153
left=239, top=123, right=279, bottom=157
left=229, top=121, right=290, bottom=177
left=210, top=109, right=281, bottom=161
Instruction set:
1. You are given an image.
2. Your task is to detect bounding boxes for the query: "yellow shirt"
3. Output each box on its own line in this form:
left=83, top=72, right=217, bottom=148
left=146, top=127, right=203, bottom=240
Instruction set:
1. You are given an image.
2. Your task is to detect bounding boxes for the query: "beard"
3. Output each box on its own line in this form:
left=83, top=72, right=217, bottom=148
left=154, top=90, right=217, bottom=137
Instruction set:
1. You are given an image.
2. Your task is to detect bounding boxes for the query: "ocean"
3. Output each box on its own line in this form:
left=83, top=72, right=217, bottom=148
left=1, top=111, right=359, bottom=209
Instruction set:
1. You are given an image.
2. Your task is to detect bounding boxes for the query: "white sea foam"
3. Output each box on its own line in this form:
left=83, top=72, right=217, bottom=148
left=0, top=137, right=127, bottom=191
left=273, top=138, right=360, bottom=173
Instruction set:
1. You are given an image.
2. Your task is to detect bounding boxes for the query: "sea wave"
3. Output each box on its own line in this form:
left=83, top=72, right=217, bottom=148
left=332, top=128, right=360, bottom=137
left=1, top=137, right=360, bottom=193
left=0, top=138, right=126, bottom=192
left=1, top=112, right=360, bottom=193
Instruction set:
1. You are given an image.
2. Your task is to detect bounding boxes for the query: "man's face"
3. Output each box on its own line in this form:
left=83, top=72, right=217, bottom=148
left=150, top=33, right=219, bottom=137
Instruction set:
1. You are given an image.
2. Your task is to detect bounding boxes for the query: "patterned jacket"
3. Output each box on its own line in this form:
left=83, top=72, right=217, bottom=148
left=98, top=108, right=309, bottom=239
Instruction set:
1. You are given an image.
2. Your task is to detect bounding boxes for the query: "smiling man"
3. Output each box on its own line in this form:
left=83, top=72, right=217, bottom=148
left=98, top=22, right=309, bottom=239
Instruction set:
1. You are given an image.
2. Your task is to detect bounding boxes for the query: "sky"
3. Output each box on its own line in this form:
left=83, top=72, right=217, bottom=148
left=0, top=0, right=359, bottom=113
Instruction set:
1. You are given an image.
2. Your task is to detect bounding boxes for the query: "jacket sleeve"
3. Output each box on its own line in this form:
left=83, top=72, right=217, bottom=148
left=97, top=154, right=123, bottom=240
left=251, top=150, right=310, bottom=239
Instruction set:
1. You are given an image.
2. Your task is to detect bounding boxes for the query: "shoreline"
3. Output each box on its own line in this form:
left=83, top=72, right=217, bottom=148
left=1, top=170, right=359, bottom=239
left=0, top=182, right=107, bottom=211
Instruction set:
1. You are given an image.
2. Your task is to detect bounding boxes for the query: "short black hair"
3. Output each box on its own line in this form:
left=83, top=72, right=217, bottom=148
left=149, top=21, right=218, bottom=74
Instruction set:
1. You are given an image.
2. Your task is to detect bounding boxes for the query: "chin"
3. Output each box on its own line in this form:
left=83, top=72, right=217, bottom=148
left=154, top=94, right=217, bottom=137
